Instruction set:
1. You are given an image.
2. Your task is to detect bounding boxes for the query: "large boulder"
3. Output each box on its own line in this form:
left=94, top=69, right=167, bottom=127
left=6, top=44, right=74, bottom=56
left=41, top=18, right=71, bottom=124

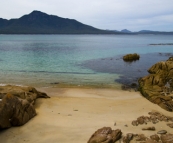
left=87, top=127, right=122, bottom=143
left=138, top=57, right=173, bottom=111
left=0, top=85, right=50, bottom=129
left=123, top=53, right=140, bottom=62
left=0, top=85, right=49, bottom=103
left=0, top=93, right=36, bottom=128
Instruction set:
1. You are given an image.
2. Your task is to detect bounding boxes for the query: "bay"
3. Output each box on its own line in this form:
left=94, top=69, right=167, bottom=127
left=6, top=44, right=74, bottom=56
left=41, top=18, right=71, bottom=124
left=0, top=34, right=173, bottom=88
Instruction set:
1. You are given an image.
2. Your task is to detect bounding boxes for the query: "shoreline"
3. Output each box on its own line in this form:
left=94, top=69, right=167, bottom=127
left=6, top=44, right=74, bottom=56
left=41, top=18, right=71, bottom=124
left=0, top=82, right=123, bottom=90
left=0, top=52, right=171, bottom=91
left=1, top=86, right=173, bottom=143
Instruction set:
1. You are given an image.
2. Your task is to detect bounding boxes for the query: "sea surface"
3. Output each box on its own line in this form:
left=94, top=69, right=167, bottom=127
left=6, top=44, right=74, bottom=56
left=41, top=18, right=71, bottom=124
left=0, top=34, right=173, bottom=88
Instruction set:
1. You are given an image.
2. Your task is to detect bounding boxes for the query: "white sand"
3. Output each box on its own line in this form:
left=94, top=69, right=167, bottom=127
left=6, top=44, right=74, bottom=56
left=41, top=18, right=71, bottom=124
left=0, top=88, right=172, bottom=143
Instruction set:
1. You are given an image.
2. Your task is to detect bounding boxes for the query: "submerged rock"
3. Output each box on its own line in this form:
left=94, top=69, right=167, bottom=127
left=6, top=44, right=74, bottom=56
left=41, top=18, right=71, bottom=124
left=123, top=53, right=140, bottom=62
left=87, top=127, right=122, bottom=143
left=0, top=85, right=50, bottom=129
left=138, top=57, right=173, bottom=111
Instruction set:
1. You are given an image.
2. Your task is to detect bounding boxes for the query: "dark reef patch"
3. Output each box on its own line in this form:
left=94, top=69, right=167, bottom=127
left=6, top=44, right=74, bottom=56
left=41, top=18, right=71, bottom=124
left=80, top=53, right=172, bottom=85
left=149, top=43, right=173, bottom=46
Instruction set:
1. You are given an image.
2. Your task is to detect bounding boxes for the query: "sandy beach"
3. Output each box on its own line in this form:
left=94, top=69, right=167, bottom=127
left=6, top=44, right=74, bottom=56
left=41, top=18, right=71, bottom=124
left=0, top=87, right=173, bottom=143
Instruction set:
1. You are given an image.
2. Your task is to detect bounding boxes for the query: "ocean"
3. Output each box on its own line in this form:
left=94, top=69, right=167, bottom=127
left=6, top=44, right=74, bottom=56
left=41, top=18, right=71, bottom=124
left=0, top=34, right=173, bottom=88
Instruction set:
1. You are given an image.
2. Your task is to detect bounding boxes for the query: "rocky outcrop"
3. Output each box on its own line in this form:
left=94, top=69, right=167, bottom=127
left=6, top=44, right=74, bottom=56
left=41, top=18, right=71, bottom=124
left=0, top=85, right=50, bottom=129
left=138, top=57, right=173, bottom=111
left=88, top=111, right=173, bottom=143
left=131, top=111, right=173, bottom=127
left=87, top=127, right=122, bottom=143
left=123, top=53, right=140, bottom=61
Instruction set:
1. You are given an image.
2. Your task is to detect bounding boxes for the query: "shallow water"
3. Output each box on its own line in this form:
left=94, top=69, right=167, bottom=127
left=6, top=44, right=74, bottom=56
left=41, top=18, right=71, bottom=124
left=0, top=34, right=173, bottom=88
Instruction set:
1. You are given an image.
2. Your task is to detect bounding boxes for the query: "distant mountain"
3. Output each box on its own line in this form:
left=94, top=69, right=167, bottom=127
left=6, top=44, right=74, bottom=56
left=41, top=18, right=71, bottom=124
left=0, top=11, right=118, bottom=34
left=136, top=30, right=173, bottom=35
left=120, top=29, right=173, bottom=34
left=121, top=29, right=132, bottom=33
left=0, top=11, right=172, bottom=34
left=109, top=29, right=173, bottom=35
left=110, top=30, right=120, bottom=32
left=138, top=30, right=153, bottom=33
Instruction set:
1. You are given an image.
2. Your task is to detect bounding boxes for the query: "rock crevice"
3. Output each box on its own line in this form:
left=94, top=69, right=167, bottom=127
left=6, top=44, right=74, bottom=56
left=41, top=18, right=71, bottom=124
left=138, top=57, right=173, bottom=111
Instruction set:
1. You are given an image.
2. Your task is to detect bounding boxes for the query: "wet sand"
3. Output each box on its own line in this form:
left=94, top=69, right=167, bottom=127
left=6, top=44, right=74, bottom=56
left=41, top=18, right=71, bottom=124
left=0, top=87, right=172, bottom=143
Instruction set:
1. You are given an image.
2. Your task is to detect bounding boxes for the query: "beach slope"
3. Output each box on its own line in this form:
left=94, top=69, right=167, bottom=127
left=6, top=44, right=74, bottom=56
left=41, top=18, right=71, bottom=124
left=0, top=88, right=172, bottom=143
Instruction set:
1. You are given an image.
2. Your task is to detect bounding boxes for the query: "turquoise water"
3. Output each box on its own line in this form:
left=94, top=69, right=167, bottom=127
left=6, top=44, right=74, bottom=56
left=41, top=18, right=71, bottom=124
left=0, top=34, right=173, bottom=88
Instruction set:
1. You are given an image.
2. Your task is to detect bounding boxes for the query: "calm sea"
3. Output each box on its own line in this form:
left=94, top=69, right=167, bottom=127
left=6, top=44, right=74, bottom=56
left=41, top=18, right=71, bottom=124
left=0, top=34, right=173, bottom=88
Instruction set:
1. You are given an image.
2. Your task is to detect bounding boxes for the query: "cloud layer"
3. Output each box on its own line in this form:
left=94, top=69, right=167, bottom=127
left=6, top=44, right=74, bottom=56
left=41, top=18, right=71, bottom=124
left=0, top=0, right=173, bottom=31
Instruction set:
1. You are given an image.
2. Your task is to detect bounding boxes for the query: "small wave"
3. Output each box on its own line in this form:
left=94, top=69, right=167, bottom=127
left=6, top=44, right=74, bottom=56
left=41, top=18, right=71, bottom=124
left=0, top=83, right=7, bottom=86
left=0, top=83, right=27, bottom=87
left=6, top=70, right=96, bottom=75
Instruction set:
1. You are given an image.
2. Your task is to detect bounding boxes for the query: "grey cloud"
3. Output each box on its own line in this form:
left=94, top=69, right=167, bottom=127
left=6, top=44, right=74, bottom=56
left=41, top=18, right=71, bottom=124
left=0, top=0, right=173, bottom=31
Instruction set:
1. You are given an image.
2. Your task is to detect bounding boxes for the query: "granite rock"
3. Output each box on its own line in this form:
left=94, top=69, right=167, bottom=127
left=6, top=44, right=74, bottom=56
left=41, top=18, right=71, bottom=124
left=87, top=127, right=122, bottom=143
left=0, top=85, right=50, bottom=129
left=138, top=57, right=173, bottom=111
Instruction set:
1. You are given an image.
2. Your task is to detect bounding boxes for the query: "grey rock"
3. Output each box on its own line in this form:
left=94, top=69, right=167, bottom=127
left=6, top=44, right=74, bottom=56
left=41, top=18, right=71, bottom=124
left=157, top=130, right=167, bottom=134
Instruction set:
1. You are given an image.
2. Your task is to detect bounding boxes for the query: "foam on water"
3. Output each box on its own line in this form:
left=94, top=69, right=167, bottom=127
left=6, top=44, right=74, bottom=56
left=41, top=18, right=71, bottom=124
left=0, top=83, right=27, bottom=87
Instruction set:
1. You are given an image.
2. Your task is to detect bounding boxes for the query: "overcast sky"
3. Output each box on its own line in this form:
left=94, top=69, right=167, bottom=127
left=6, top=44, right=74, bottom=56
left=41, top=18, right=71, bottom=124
left=0, top=0, right=173, bottom=31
